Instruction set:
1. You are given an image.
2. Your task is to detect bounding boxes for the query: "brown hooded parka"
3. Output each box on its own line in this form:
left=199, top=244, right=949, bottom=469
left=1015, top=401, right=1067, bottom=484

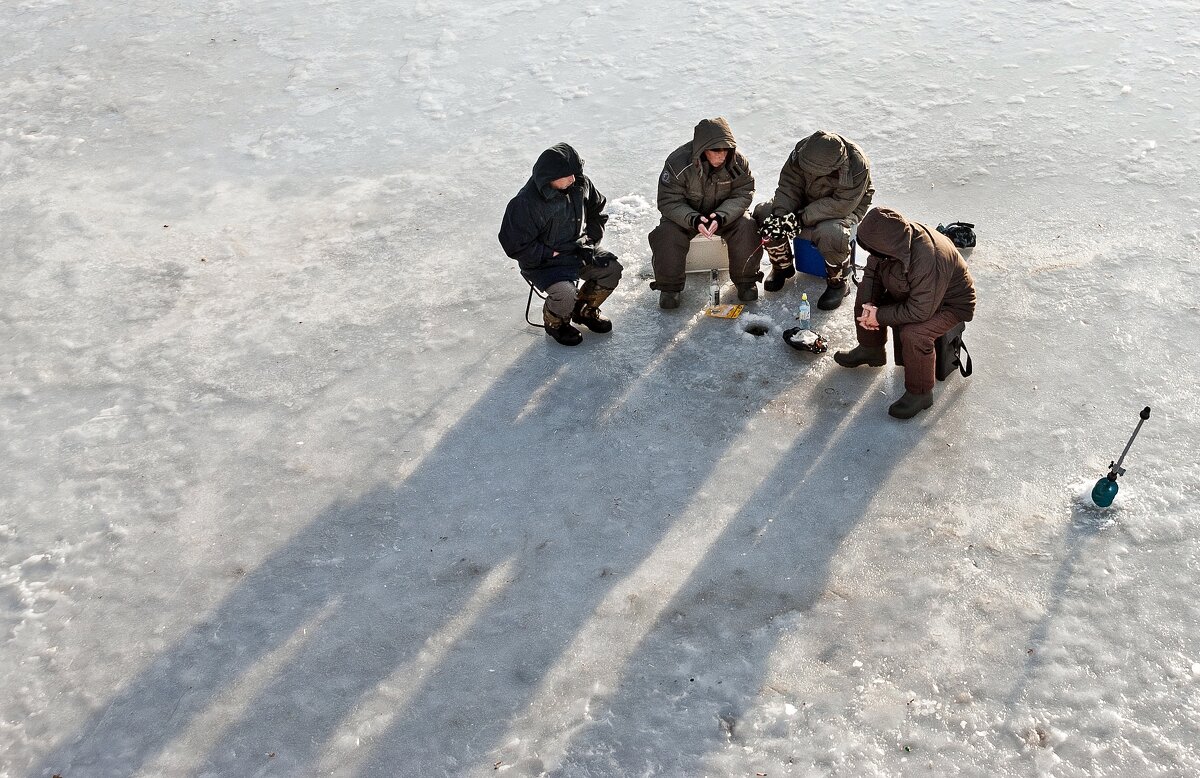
left=855, top=207, right=976, bottom=326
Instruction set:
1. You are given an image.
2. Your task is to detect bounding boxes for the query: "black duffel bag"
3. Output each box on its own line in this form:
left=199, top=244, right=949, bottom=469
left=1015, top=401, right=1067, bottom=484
left=892, top=321, right=973, bottom=381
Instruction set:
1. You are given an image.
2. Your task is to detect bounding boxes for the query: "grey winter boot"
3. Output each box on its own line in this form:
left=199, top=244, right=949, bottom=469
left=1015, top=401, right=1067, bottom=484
left=544, top=310, right=583, bottom=346
left=833, top=344, right=887, bottom=368
left=762, top=239, right=795, bottom=292
left=888, top=391, right=933, bottom=419
left=572, top=280, right=614, bottom=333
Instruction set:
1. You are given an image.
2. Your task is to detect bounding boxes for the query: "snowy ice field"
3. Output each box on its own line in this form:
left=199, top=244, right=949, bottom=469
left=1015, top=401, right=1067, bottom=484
left=2, top=0, right=1199, bottom=775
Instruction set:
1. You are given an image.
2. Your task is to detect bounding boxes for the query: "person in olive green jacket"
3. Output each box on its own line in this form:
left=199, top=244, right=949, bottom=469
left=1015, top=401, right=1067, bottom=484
left=649, top=117, right=763, bottom=309
left=752, top=131, right=873, bottom=310
left=834, top=207, right=976, bottom=419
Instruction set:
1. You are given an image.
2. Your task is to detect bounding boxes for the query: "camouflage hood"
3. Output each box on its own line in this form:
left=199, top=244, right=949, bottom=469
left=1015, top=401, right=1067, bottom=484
left=794, top=131, right=852, bottom=187
left=689, top=117, right=738, bottom=165
left=531, top=143, right=585, bottom=199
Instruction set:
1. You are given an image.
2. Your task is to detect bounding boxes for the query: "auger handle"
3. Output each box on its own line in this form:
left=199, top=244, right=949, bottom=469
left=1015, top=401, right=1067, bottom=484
left=1110, top=406, right=1151, bottom=477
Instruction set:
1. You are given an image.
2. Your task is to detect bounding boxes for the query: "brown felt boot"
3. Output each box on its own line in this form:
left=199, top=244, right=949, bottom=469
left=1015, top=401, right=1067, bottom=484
left=572, top=281, right=614, bottom=333
left=544, top=309, right=582, bottom=346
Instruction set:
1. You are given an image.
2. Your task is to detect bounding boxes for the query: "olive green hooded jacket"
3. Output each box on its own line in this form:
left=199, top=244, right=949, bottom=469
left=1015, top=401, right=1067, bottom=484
left=656, top=117, right=755, bottom=230
left=769, top=131, right=873, bottom=227
left=856, top=207, right=976, bottom=326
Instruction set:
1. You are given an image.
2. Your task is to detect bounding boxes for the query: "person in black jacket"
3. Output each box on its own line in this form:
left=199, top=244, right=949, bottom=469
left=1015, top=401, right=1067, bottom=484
left=499, top=143, right=623, bottom=346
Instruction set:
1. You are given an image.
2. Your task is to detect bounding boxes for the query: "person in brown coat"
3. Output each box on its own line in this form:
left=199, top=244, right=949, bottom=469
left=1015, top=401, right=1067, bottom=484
left=833, top=207, right=976, bottom=419
left=649, top=117, right=763, bottom=309
left=752, top=131, right=873, bottom=309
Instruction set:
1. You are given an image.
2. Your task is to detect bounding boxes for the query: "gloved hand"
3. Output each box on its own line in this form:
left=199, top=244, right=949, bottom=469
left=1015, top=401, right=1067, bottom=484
left=573, top=236, right=597, bottom=265
left=760, top=212, right=800, bottom=242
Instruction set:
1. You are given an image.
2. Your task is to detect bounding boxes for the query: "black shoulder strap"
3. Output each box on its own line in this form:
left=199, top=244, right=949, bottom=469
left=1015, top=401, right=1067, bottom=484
left=849, top=237, right=863, bottom=286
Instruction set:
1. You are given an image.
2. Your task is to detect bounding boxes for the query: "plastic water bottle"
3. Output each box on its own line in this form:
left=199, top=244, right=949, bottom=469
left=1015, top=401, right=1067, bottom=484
left=795, top=292, right=810, bottom=329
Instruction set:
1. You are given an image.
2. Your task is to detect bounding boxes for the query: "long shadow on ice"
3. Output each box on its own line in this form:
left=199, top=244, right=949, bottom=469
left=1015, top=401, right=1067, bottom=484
left=1004, top=497, right=1117, bottom=712
left=34, top=309, right=793, bottom=777
left=541, top=370, right=947, bottom=776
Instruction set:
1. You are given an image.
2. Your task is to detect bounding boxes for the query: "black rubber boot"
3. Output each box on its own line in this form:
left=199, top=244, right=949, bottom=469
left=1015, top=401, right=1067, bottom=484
left=735, top=282, right=759, bottom=302
left=763, top=264, right=794, bottom=292
left=544, top=311, right=583, bottom=346
left=572, top=300, right=612, bottom=333
left=659, top=290, right=680, bottom=309
left=833, top=344, right=887, bottom=368
left=817, top=279, right=850, bottom=310
left=888, top=391, right=933, bottom=419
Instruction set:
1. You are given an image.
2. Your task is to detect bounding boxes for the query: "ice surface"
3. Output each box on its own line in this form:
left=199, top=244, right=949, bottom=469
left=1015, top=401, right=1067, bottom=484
left=2, top=0, right=1199, bottom=776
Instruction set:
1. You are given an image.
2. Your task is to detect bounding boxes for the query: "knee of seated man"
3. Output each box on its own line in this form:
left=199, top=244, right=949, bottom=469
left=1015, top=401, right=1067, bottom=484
left=899, top=326, right=936, bottom=352
left=601, top=256, right=624, bottom=281
left=813, top=219, right=850, bottom=251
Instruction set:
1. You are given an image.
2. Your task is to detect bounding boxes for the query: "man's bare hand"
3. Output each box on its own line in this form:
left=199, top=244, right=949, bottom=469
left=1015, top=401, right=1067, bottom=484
left=857, top=302, right=881, bottom=330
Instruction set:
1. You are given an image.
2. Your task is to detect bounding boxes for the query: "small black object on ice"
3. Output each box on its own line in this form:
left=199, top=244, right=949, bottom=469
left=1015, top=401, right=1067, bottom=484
left=782, top=327, right=827, bottom=353
left=936, top=221, right=977, bottom=249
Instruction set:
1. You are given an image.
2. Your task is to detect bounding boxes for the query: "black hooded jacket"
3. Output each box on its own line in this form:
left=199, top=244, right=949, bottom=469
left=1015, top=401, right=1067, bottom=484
left=498, top=143, right=608, bottom=290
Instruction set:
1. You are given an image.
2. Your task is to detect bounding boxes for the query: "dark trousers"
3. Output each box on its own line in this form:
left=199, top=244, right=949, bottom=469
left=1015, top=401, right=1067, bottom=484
left=854, top=303, right=963, bottom=394
left=541, top=254, right=623, bottom=320
left=648, top=215, right=763, bottom=292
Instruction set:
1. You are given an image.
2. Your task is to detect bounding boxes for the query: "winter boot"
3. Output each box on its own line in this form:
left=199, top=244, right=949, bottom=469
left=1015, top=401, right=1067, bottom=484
left=833, top=344, right=887, bottom=368
left=572, top=301, right=612, bottom=333
left=659, top=290, right=680, bottom=309
left=735, top=282, right=759, bottom=302
left=762, top=239, right=795, bottom=292
left=817, top=279, right=850, bottom=310
left=888, top=391, right=933, bottom=419
left=572, top=281, right=614, bottom=333
left=544, top=310, right=583, bottom=346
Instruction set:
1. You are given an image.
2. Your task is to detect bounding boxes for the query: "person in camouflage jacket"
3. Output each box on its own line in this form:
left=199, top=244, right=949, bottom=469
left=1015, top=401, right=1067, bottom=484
left=752, top=131, right=873, bottom=310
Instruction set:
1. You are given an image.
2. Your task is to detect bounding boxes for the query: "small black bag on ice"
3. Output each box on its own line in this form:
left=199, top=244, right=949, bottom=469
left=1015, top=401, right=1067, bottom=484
left=936, top=222, right=977, bottom=249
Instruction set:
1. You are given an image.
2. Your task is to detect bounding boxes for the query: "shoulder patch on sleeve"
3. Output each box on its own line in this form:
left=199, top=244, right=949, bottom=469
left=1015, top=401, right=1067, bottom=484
left=661, top=169, right=671, bottom=184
